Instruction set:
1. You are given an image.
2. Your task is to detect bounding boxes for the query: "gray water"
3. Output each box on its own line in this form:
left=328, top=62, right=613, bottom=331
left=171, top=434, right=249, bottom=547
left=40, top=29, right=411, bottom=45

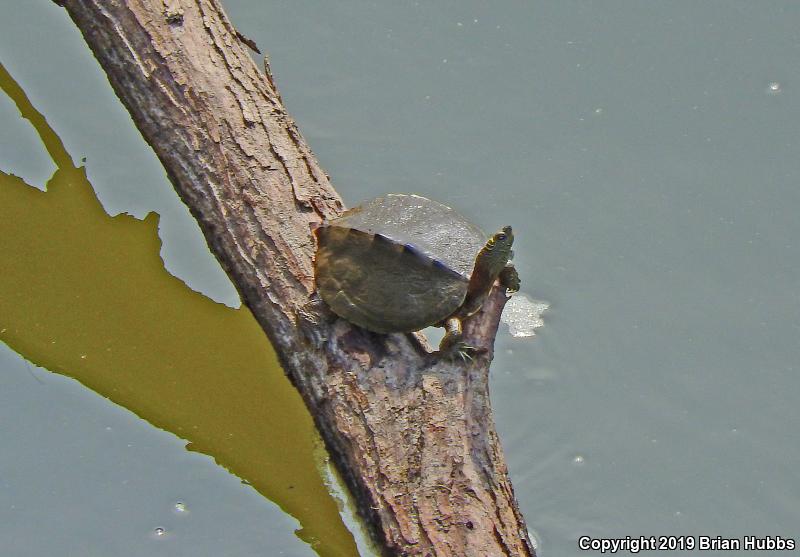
left=2, top=1, right=799, bottom=556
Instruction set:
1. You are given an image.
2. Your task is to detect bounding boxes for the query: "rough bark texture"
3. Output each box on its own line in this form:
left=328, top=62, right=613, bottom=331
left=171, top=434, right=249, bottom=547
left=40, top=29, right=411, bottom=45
left=56, top=1, right=536, bottom=555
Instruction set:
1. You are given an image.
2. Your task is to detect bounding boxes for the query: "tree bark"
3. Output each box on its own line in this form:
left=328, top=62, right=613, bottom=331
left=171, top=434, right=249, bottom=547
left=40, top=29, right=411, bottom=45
left=55, top=1, right=536, bottom=555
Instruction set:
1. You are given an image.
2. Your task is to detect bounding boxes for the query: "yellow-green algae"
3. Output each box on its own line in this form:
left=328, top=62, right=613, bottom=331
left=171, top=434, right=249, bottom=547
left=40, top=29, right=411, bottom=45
left=0, top=61, right=358, bottom=557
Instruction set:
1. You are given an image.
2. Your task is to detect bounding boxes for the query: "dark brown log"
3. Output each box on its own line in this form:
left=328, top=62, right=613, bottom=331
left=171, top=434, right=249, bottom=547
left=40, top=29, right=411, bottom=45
left=55, top=1, right=536, bottom=555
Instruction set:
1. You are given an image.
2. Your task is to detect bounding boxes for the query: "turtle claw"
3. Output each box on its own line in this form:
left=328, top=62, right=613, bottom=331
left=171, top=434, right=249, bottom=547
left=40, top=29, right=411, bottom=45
left=499, top=265, right=521, bottom=293
left=438, top=338, right=479, bottom=362
left=455, top=344, right=476, bottom=362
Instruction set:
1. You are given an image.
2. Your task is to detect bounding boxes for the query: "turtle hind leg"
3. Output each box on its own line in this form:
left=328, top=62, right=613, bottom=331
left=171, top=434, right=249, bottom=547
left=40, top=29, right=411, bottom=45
left=438, top=317, right=478, bottom=361
left=499, top=264, right=520, bottom=293
left=298, top=293, right=334, bottom=348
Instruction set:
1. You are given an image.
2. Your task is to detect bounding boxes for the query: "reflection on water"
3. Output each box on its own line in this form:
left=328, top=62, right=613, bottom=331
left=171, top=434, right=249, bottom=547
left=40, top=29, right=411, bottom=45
left=0, top=61, right=358, bottom=557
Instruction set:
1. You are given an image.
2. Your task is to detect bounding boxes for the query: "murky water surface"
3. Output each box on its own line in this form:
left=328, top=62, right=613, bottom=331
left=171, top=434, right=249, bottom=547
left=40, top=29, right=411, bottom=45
left=2, top=2, right=799, bottom=556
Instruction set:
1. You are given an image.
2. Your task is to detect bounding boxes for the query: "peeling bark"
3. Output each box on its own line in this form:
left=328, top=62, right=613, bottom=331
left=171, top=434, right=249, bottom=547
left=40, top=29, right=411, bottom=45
left=55, top=1, right=536, bottom=555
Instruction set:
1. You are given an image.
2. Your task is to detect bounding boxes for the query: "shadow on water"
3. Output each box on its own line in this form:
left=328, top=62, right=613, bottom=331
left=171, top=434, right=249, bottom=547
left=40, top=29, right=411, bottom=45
left=0, top=61, right=359, bottom=557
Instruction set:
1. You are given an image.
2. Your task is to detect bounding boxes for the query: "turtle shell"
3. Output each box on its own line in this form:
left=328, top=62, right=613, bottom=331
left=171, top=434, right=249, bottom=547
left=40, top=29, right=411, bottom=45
left=315, top=194, right=488, bottom=333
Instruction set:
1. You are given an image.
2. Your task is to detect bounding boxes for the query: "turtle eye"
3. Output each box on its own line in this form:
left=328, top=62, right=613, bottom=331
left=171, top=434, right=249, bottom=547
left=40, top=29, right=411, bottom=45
left=497, top=233, right=507, bottom=241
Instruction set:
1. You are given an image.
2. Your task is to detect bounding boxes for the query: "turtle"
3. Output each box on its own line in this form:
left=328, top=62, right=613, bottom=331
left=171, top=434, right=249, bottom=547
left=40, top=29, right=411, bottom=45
left=313, top=194, right=520, bottom=357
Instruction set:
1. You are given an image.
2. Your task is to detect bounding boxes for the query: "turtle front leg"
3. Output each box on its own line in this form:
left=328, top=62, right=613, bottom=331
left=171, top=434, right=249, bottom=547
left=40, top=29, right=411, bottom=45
left=499, top=264, right=520, bottom=293
left=439, top=317, right=476, bottom=361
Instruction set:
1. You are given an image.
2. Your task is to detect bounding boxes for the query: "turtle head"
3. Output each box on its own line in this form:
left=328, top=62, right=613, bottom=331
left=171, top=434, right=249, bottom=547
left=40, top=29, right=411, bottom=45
left=467, top=225, right=515, bottom=289
left=482, top=226, right=515, bottom=275
left=458, top=226, right=517, bottom=317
